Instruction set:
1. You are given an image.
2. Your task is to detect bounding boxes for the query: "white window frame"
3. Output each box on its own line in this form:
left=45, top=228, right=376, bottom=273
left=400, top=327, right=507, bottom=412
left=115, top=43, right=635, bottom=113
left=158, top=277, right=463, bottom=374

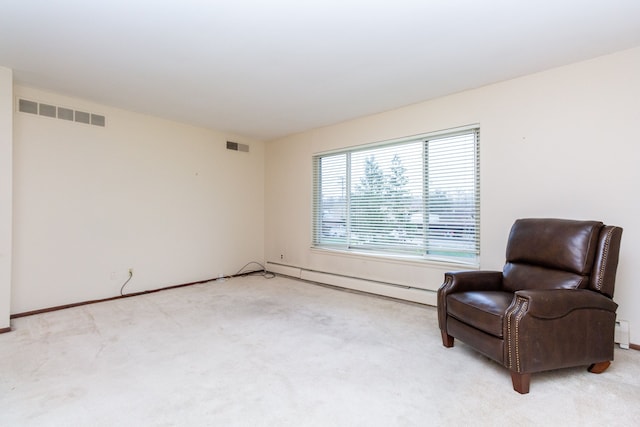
left=312, top=125, right=480, bottom=266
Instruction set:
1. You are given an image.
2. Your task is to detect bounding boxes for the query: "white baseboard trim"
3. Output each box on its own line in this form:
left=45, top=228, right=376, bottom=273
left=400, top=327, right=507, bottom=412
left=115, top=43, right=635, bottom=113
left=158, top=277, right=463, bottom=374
left=265, top=262, right=437, bottom=306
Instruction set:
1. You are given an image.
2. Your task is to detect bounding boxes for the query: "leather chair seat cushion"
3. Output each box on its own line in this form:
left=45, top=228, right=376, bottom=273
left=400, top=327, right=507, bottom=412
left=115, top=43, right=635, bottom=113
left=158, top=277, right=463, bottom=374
left=447, top=291, right=514, bottom=338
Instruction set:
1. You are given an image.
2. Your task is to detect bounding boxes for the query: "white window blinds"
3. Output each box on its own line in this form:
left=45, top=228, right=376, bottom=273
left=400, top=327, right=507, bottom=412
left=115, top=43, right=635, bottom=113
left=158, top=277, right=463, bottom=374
left=312, top=127, right=479, bottom=264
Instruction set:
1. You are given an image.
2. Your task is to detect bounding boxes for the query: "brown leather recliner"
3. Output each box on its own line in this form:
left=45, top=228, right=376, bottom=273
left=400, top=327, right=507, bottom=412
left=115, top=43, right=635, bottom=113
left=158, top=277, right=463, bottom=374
left=437, top=218, right=623, bottom=394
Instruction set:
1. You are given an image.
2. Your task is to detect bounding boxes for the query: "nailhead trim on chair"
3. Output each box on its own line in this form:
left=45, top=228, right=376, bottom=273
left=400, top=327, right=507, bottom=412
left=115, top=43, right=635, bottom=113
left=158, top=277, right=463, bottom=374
left=438, top=274, right=455, bottom=331
left=506, top=296, right=529, bottom=372
left=506, top=300, right=517, bottom=369
left=594, top=227, right=615, bottom=292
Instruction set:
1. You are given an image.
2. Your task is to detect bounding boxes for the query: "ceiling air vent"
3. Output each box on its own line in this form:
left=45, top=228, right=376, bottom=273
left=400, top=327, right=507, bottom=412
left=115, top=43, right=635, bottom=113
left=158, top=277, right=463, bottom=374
left=226, top=141, right=249, bottom=152
left=17, top=98, right=106, bottom=127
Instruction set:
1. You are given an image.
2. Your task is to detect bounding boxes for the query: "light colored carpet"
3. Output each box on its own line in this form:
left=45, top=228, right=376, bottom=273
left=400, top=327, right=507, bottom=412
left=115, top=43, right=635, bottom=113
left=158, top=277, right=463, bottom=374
left=1, top=275, right=638, bottom=426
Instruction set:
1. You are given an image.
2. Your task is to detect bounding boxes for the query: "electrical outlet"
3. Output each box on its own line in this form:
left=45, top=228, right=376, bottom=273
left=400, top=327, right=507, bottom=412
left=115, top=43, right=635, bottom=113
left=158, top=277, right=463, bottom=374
left=128, top=268, right=134, bottom=275
left=280, top=254, right=284, bottom=260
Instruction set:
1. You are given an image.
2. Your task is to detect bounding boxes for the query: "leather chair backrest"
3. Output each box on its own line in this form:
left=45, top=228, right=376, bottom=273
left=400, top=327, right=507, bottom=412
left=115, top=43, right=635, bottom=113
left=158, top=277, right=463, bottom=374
left=502, top=219, right=603, bottom=293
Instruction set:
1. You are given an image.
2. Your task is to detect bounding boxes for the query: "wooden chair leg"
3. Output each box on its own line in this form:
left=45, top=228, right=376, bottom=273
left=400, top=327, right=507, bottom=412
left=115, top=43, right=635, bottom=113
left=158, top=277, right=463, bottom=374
left=510, top=371, right=531, bottom=394
left=588, top=361, right=611, bottom=374
left=441, top=331, right=454, bottom=348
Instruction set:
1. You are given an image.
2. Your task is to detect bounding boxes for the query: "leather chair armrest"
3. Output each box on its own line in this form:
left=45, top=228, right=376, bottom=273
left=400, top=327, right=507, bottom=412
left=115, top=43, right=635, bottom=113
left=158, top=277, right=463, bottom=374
left=437, top=271, right=503, bottom=330
left=505, top=289, right=618, bottom=374
left=439, top=271, right=504, bottom=295
left=513, top=289, right=618, bottom=320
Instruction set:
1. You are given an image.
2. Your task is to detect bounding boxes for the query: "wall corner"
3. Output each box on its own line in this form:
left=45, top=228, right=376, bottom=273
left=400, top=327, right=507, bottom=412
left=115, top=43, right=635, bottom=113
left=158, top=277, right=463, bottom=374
left=0, top=66, right=13, bottom=330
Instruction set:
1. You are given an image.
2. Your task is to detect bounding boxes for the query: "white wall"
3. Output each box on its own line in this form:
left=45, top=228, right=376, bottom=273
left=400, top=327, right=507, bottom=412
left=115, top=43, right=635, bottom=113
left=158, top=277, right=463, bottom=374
left=265, top=47, right=640, bottom=344
left=0, top=67, right=12, bottom=330
left=12, top=86, right=265, bottom=314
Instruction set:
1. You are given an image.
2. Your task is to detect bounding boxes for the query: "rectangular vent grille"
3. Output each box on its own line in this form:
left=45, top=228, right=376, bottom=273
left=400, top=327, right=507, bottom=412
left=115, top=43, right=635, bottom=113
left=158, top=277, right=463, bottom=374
left=18, top=99, right=37, bottom=114
left=75, top=110, right=90, bottom=124
left=18, top=98, right=106, bottom=127
left=58, top=107, right=74, bottom=121
left=226, top=141, right=249, bottom=153
left=39, top=103, right=56, bottom=118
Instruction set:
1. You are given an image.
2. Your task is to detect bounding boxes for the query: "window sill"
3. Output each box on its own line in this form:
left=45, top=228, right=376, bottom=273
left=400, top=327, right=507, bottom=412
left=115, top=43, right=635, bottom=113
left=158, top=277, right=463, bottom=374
left=309, top=246, right=479, bottom=270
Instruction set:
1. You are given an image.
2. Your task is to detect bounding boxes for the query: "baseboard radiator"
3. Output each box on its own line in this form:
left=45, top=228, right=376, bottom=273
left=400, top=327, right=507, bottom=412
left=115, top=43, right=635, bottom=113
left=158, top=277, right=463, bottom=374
left=615, top=320, right=630, bottom=349
left=265, top=262, right=437, bottom=306
left=266, top=262, right=637, bottom=349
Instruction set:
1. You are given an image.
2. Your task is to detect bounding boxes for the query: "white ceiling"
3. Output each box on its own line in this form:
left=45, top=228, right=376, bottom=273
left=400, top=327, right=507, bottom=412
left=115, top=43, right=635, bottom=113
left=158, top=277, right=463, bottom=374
left=1, top=1, right=640, bottom=140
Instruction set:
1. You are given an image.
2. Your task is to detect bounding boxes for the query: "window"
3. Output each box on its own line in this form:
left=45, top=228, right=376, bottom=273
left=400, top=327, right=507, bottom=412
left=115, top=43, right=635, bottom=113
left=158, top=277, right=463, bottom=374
left=312, top=126, right=479, bottom=265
